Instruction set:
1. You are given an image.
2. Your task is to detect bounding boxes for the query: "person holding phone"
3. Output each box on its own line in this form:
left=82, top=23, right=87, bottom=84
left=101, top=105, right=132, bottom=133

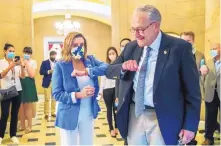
left=19, top=47, right=38, bottom=134
left=0, top=43, right=25, bottom=144
left=99, top=47, right=119, bottom=137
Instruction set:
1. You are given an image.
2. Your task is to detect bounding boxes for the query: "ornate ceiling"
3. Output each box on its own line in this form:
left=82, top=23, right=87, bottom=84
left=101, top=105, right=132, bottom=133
left=33, top=0, right=111, bottom=5
left=32, top=0, right=111, bottom=25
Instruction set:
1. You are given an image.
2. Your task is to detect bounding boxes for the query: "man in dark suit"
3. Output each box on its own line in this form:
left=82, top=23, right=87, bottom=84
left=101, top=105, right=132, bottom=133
left=105, top=5, right=201, bottom=145
left=180, top=31, right=205, bottom=145
left=40, top=51, right=57, bottom=119
left=115, top=38, right=131, bottom=146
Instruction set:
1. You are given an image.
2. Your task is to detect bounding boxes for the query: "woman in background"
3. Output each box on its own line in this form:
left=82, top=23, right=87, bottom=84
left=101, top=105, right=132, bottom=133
left=19, top=47, right=38, bottom=134
left=52, top=32, right=108, bottom=145
left=0, top=43, right=25, bottom=144
left=116, top=38, right=131, bottom=145
left=99, top=47, right=118, bottom=137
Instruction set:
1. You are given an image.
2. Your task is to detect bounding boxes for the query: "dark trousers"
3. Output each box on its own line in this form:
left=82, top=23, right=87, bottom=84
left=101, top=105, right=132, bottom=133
left=0, top=91, right=21, bottom=138
left=124, top=139, right=128, bottom=145
left=103, top=88, right=117, bottom=131
left=205, top=90, right=220, bottom=141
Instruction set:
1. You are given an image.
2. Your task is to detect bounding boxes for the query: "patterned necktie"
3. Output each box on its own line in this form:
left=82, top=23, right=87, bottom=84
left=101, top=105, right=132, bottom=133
left=135, top=47, right=152, bottom=117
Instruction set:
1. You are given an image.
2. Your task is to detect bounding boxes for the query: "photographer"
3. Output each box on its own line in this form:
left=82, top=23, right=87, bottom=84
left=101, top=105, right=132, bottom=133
left=0, top=43, right=25, bottom=145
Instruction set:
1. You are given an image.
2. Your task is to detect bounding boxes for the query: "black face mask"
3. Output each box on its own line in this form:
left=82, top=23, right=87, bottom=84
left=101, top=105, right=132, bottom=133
left=50, top=58, right=55, bottom=62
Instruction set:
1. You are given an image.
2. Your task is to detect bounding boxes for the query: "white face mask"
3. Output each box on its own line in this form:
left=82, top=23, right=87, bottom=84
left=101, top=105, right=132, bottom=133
left=120, top=47, right=124, bottom=52
left=109, top=55, right=116, bottom=62
left=192, top=46, right=196, bottom=54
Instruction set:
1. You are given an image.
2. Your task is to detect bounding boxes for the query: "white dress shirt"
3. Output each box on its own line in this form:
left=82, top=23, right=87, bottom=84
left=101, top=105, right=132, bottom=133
left=133, top=31, right=162, bottom=107
left=99, top=76, right=116, bottom=94
left=0, top=59, right=22, bottom=91
left=50, top=59, right=55, bottom=70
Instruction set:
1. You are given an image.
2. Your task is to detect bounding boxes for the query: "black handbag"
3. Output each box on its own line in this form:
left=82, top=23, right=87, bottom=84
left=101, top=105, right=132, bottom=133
left=0, top=85, right=19, bottom=102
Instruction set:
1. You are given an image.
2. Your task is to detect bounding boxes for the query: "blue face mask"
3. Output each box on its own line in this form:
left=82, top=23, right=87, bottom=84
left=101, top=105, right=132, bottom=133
left=24, top=54, right=30, bottom=60
left=71, top=46, right=84, bottom=60
left=210, top=50, right=218, bottom=58
left=114, top=102, right=118, bottom=108
left=7, top=52, right=15, bottom=59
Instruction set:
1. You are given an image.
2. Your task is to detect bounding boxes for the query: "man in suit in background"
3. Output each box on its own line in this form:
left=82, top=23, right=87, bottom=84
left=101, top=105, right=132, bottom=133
left=200, top=43, right=220, bottom=145
left=120, top=38, right=131, bottom=52
left=105, top=5, right=201, bottom=145
left=40, top=51, right=57, bottom=119
left=180, top=31, right=205, bottom=145
left=180, top=31, right=205, bottom=70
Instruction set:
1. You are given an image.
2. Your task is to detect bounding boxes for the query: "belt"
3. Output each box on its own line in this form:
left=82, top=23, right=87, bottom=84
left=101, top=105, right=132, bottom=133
left=131, top=100, right=155, bottom=110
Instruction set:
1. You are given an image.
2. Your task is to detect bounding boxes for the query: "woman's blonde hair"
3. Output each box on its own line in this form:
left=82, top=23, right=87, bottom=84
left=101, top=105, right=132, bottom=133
left=61, top=32, right=87, bottom=62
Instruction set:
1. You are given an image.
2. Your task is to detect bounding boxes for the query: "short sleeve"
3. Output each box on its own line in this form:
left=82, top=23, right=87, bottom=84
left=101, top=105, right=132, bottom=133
left=0, top=60, right=4, bottom=72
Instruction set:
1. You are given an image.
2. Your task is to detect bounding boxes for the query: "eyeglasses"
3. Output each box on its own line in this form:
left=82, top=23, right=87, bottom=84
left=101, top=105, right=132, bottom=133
left=130, top=22, right=155, bottom=34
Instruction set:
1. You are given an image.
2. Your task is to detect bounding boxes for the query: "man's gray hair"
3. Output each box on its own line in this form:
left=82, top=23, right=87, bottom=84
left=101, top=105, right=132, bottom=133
left=135, top=5, right=161, bottom=23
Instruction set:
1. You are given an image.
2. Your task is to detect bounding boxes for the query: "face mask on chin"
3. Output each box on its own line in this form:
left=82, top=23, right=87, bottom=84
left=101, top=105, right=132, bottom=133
left=192, top=46, right=196, bottom=54
left=120, top=47, right=124, bottom=52
left=109, top=55, right=116, bottom=62
left=50, top=57, right=55, bottom=62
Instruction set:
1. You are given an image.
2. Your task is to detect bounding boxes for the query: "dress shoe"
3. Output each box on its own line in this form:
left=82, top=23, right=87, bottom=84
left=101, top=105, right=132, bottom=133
left=202, top=139, right=214, bottom=145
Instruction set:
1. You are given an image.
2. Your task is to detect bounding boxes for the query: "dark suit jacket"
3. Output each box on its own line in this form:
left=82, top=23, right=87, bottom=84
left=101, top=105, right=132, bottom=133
left=105, top=32, right=201, bottom=145
left=115, top=79, right=119, bottom=98
left=40, top=59, right=53, bottom=88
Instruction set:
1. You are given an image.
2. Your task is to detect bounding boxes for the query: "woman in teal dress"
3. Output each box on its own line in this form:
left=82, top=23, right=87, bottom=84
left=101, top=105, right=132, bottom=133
left=19, top=47, right=38, bottom=134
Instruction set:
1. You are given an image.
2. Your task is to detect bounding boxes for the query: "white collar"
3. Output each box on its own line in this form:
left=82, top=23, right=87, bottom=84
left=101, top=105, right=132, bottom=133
left=144, top=31, right=162, bottom=51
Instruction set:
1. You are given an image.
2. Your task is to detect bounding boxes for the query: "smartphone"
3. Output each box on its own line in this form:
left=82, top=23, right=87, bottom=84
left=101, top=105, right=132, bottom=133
left=14, top=56, right=20, bottom=62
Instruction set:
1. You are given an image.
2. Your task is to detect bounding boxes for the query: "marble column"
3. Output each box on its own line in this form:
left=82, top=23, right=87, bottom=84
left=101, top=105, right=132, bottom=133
left=0, top=0, right=33, bottom=126
left=205, top=0, right=220, bottom=58
left=0, top=0, right=33, bottom=56
left=111, top=0, right=130, bottom=49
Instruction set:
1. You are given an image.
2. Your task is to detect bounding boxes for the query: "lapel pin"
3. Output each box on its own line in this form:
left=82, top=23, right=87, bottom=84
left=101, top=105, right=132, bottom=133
left=164, top=50, right=168, bottom=55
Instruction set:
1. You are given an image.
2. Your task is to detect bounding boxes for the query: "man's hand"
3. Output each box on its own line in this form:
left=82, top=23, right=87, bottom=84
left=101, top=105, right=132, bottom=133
left=48, top=70, right=53, bottom=74
left=122, top=60, right=138, bottom=71
left=200, top=65, right=209, bottom=76
left=179, top=129, right=195, bottom=144
left=71, top=69, right=87, bottom=77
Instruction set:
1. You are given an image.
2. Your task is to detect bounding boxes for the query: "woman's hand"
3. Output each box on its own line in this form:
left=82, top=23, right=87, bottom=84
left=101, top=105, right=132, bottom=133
left=76, top=85, right=95, bottom=99
left=9, top=61, right=16, bottom=68
left=20, top=59, right=25, bottom=67
left=71, top=69, right=88, bottom=77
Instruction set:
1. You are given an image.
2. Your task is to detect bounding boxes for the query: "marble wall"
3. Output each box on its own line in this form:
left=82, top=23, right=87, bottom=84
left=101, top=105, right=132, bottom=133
left=205, top=0, right=220, bottom=59
left=0, top=0, right=33, bottom=57
left=111, top=0, right=205, bottom=53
